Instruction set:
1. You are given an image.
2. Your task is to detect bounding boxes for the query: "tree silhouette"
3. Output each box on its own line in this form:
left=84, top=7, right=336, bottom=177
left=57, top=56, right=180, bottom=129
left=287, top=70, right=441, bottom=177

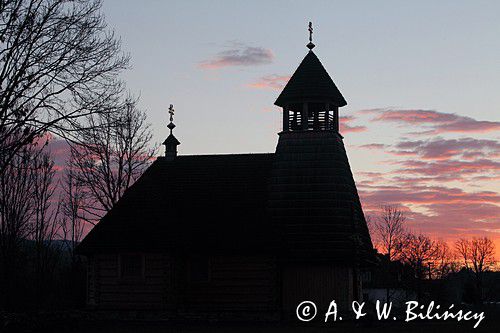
left=0, top=0, right=129, bottom=174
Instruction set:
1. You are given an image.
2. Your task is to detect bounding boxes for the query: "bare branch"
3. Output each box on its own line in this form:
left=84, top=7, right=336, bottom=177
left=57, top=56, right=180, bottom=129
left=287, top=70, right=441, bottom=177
left=0, top=0, right=129, bottom=174
left=373, top=205, right=407, bottom=261
left=68, top=97, right=155, bottom=223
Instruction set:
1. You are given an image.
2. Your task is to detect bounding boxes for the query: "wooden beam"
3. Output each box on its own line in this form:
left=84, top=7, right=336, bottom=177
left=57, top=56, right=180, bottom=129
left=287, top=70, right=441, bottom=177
left=334, top=107, right=339, bottom=132
left=302, top=102, right=309, bottom=130
left=283, top=106, right=289, bottom=132
left=325, top=102, right=330, bottom=130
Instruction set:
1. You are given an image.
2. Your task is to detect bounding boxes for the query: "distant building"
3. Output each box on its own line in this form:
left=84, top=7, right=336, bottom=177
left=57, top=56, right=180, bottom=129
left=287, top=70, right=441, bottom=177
left=77, top=32, right=374, bottom=320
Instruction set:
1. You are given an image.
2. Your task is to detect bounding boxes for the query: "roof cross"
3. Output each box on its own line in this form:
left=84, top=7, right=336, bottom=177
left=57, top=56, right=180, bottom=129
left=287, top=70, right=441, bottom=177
left=167, top=104, right=176, bottom=134
left=163, top=103, right=180, bottom=159
left=307, top=22, right=315, bottom=50
left=168, top=104, right=175, bottom=122
left=308, top=22, right=313, bottom=43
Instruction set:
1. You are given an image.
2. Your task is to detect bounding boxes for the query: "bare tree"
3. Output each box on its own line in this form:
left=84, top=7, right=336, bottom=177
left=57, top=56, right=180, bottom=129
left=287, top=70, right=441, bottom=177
left=69, top=98, right=155, bottom=223
left=470, top=237, right=495, bottom=276
left=455, top=238, right=470, bottom=270
left=30, top=149, right=62, bottom=308
left=373, top=205, right=407, bottom=260
left=0, top=140, right=59, bottom=308
left=432, top=240, right=457, bottom=279
left=454, top=237, right=495, bottom=274
left=32, top=151, right=59, bottom=256
left=0, top=145, right=36, bottom=259
left=398, top=233, right=438, bottom=300
left=399, top=233, right=438, bottom=280
left=470, top=237, right=495, bottom=299
left=0, top=0, right=129, bottom=174
left=454, top=237, right=495, bottom=301
left=60, top=166, right=86, bottom=265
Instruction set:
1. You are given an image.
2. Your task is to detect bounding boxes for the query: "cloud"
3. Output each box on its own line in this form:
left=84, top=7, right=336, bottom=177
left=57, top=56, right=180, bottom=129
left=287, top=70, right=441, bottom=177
left=359, top=183, right=499, bottom=206
left=247, top=75, right=290, bottom=91
left=43, top=136, right=71, bottom=171
left=199, top=45, right=274, bottom=70
left=340, top=115, right=367, bottom=133
left=358, top=143, right=386, bottom=150
left=392, top=137, right=500, bottom=160
left=362, top=108, right=500, bottom=134
left=352, top=107, right=500, bottom=252
left=358, top=182, right=500, bottom=238
left=395, top=159, right=500, bottom=177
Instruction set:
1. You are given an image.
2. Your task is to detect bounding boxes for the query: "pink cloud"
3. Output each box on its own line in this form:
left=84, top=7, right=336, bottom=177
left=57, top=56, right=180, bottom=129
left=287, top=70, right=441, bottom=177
left=352, top=108, right=500, bottom=255
left=358, top=143, right=386, bottom=150
left=340, top=115, right=367, bottom=133
left=247, top=75, right=290, bottom=91
left=393, top=137, right=500, bottom=160
left=199, top=45, right=274, bottom=70
left=362, top=108, right=500, bottom=134
left=358, top=183, right=500, bottom=241
left=46, top=137, right=71, bottom=170
left=395, top=159, right=500, bottom=176
left=355, top=137, right=499, bottom=251
left=471, top=175, right=500, bottom=182
left=359, top=184, right=499, bottom=206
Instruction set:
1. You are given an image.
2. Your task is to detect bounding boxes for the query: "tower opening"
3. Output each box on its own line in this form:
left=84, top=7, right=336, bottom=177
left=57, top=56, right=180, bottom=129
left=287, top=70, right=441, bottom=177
left=284, top=102, right=339, bottom=132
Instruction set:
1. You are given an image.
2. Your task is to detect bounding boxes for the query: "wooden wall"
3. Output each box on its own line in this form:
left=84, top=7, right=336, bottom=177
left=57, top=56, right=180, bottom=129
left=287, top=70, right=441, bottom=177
left=282, top=264, right=354, bottom=319
left=90, top=253, right=169, bottom=310
left=87, top=253, right=278, bottom=314
left=181, top=255, right=278, bottom=313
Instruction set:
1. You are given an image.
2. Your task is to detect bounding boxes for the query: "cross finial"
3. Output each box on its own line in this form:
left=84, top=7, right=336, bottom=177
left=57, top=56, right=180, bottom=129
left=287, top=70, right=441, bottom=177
left=167, top=104, right=176, bottom=134
left=307, top=22, right=315, bottom=50
left=168, top=104, right=175, bottom=122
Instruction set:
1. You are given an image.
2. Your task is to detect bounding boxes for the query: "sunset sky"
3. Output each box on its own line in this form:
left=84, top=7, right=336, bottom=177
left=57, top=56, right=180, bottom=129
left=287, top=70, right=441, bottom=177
left=51, top=1, right=499, bottom=252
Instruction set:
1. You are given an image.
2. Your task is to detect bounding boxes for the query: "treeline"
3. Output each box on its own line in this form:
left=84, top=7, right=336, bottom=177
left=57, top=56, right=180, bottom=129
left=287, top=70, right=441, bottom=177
left=0, top=0, right=154, bottom=311
left=368, top=205, right=496, bottom=302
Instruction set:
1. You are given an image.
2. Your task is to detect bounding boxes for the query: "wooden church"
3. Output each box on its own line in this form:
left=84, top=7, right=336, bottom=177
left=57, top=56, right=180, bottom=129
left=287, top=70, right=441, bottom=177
left=77, top=27, right=374, bottom=320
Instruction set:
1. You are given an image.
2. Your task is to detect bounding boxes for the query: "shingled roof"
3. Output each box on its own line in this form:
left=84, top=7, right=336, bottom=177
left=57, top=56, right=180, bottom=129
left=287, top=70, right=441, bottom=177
left=77, top=149, right=374, bottom=263
left=274, top=51, right=347, bottom=107
left=268, top=131, right=374, bottom=264
left=77, top=154, right=276, bottom=254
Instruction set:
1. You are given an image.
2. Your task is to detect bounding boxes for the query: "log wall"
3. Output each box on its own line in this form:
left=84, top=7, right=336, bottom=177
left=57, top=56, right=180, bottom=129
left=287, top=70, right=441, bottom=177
left=88, top=253, right=278, bottom=314
left=90, top=253, right=169, bottom=310
left=282, top=265, right=354, bottom=319
left=181, top=255, right=278, bottom=313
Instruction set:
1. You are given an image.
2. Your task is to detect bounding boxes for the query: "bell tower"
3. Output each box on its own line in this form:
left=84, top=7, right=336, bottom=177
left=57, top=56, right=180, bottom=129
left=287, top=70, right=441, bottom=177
left=268, top=23, right=373, bottom=317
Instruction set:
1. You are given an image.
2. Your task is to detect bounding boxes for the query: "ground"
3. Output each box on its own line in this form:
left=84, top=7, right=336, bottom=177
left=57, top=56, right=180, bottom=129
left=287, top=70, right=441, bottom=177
left=3, top=320, right=498, bottom=333
left=47, top=321, right=500, bottom=333
left=4, top=307, right=500, bottom=333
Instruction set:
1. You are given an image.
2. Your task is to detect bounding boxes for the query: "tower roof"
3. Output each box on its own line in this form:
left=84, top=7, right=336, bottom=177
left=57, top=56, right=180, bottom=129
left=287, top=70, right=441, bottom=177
left=274, top=51, right=347, bottom=107
left=162, top=133, right=180, bottom=146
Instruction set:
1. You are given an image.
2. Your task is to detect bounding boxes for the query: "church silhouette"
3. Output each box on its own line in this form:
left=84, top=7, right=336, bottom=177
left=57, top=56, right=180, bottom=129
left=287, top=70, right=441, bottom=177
left=77, top=26, right=374, bottom=321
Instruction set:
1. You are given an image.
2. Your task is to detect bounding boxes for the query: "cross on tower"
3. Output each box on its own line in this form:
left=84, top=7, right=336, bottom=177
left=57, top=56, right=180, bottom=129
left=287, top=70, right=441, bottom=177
left=163, top=103, right=180, bottom=160
left=168, top=104, right=175, bottom=122
left=167, top=104, right=176, bottom=134
left=307, top=22, right=315, bottom=50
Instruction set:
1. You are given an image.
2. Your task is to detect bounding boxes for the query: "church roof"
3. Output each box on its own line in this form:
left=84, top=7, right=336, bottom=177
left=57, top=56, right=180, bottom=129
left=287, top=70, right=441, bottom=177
left=274, top=51, right=347, bottom=107
left=77, top=148, right=374, bottom=264
left=77, top=154, right=276, bottom=254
